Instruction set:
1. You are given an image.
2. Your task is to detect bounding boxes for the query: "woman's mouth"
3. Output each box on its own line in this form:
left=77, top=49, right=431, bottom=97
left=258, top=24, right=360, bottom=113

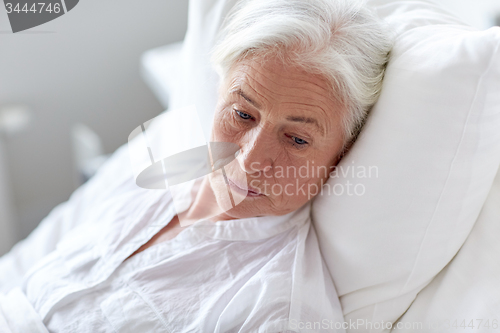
left=227, top=178, right=263, bottom=197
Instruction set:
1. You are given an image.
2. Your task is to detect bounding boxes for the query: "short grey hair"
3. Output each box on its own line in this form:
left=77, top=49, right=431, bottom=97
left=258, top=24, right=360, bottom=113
left=211, top=0, right=393, bottom=153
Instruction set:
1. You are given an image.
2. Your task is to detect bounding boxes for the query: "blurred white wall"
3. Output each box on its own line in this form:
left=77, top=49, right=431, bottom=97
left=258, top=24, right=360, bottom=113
left=0, top=0, right=188, bottom=247
left=0, top=139, right=15, bottom=254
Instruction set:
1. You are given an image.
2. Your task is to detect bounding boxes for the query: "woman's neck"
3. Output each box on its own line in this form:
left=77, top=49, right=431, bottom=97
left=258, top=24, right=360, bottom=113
left=177, top=177, right=234, bottom=226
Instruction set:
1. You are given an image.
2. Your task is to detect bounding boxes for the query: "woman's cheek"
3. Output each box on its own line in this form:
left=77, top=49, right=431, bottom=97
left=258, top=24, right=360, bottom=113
left=213, top=110, right=231, bottom=137
left=217, top=112, right=245, bottom=140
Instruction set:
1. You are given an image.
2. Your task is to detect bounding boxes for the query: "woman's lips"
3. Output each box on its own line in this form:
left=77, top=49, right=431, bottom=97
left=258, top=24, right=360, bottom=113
left=227, top=178, right=263, bottom=197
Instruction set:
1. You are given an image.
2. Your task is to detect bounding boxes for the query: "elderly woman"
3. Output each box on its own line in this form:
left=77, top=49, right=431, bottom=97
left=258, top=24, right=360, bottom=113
left=0, top=0, right=391, bottom=332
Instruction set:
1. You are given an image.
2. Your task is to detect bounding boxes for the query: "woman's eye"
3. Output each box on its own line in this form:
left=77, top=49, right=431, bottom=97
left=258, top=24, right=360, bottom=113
left=235, top=110, right=253, bottom=120
left=286, top=134, right=308, bottom=147
left=292, top=136, right=308, bottom=145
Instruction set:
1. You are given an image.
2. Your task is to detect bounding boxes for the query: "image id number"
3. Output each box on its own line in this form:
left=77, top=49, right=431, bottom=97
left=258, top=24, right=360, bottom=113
left=5, top=3, right=61, bottom=14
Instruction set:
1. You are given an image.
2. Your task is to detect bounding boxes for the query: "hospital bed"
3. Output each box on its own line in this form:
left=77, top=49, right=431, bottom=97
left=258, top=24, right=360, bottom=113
left=0, top=0, right=498, bottom=332
left=140, top=0, right=500, bottom=331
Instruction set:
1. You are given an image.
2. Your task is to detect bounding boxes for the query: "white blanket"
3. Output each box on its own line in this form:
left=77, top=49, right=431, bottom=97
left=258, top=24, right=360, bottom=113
left=0, top=288, right=48, bottom=333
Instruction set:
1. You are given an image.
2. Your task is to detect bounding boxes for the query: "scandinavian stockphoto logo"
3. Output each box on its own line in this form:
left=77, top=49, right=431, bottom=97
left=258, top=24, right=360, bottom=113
left=3, top=0, right=79, bottom=33
left=128, top=106, right=247, bottom=227
left=128, top=106, right=378, bottom=226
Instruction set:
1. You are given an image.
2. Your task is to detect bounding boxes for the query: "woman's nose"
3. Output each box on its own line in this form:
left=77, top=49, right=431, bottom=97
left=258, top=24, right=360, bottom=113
left=237, top=129, right=273, bottom=175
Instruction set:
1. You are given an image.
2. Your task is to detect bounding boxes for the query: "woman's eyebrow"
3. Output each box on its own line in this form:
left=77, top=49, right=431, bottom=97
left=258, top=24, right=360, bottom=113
left=229, top=88, right=261, bottom=109
left=286, top=116, right=324, bottom=134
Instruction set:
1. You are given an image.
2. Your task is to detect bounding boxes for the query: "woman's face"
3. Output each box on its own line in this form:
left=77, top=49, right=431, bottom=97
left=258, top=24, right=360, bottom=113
left=210, top=55, right=345, bottom=219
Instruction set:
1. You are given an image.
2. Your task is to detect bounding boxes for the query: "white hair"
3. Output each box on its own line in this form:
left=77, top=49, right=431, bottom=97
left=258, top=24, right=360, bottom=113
left=211, top=0, right=393, bottom=153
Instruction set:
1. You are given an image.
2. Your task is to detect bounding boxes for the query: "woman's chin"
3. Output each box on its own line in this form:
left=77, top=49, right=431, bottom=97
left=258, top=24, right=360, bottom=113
left=211, top=190, right=263, bottom=219
left=207, top=172, right=304, bottom=220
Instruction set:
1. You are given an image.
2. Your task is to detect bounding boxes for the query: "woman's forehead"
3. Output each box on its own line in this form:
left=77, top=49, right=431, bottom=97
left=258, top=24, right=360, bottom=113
left=223, top=57, right=343, bottom=130
left=228, top=57, right=332, bottom=97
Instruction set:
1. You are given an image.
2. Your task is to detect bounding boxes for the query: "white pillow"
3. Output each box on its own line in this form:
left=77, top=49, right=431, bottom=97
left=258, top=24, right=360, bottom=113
left=312, top=0, right=500, bottom=330
left=390, top=164, right=500, bottom=332
left=168, top=0, right=239, bottom=140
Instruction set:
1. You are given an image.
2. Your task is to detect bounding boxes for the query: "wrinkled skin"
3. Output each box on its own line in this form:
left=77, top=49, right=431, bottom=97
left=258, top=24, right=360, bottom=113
left=208, top=55, right=346, bottom=220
